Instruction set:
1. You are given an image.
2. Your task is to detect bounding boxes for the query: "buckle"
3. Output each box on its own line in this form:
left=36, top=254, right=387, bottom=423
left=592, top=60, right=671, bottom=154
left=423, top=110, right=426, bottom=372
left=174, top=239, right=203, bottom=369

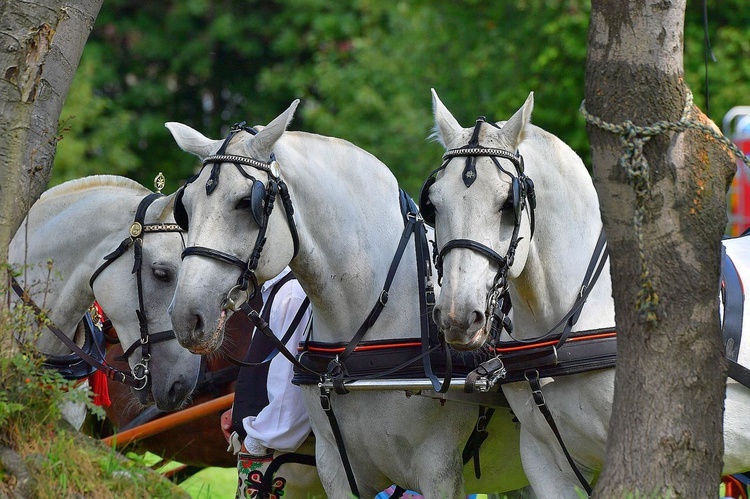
left=476, top=414, right=488, bottom=433
left=379, top=290, right=389, bottom=306
left=531, top=389, right=545, bottom=407
left=319, top=382, right=332, bottom=411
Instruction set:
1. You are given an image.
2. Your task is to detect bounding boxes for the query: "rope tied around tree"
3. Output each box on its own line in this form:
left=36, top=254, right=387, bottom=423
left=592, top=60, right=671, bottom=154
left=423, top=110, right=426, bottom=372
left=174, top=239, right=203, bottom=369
left=579, top=89, right=750, bottom=325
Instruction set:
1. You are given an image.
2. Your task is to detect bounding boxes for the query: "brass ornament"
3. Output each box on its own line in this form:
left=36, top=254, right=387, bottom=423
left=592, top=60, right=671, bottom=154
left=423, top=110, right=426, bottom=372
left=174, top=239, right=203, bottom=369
left=129, top=222, right=143, bottom=238
left=154, top=172, right=165, bottom=193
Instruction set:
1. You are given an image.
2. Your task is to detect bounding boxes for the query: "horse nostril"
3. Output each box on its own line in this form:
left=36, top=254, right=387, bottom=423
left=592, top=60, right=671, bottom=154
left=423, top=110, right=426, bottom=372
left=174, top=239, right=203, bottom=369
left=471, top=310, right=485, bottom=329
left=168, top=379, right=184, bottom=405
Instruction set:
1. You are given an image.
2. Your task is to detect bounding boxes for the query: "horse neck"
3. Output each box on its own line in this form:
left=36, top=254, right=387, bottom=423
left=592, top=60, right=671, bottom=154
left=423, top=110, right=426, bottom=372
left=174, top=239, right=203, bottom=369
left=276, top=133, right=425, bottom=344
left=509, top=144, right=615, bottom=338
left=9, top=185, right=146, bottom=354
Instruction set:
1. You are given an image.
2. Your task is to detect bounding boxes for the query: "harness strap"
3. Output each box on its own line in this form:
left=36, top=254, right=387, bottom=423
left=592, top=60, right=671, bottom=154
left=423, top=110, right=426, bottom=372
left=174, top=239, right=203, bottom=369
left=336, top=211, right=417, bottom=365
left=239, top=302, right=320, bottom=378
left=319, top=390, right=360, bottom=497
left=8, top=273, right=145, bottom=388
left=227, top=296, right=310, bottom=369
left=728, top=359, right=750, bottom=388
left=409, top=189, right=452, bottom=394
left=525, top=369, right=592, bottom=495
left=462, top=405, right=495, bottom=479
left=119, top=329, right=176, bottom=361
left=506, top=229, right=609, bottom=346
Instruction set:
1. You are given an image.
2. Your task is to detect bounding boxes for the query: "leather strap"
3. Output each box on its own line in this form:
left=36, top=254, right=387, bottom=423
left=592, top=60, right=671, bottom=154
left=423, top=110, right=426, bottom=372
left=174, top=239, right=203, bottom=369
left=8, top=272, right=144, bottom=388
left=319, top=389, right=360, bottom=497
left=526, top=369, right=592, bottom=495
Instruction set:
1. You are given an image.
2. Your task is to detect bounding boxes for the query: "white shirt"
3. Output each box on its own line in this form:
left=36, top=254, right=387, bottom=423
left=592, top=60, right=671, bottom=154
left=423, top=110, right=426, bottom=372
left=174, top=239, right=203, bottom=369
left=242, top=267, right=312, bottom=453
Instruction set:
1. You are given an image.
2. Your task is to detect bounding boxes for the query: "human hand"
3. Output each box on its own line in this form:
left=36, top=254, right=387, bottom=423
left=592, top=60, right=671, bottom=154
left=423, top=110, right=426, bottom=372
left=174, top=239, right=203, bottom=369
left=220, top=408, right=232, bottom=443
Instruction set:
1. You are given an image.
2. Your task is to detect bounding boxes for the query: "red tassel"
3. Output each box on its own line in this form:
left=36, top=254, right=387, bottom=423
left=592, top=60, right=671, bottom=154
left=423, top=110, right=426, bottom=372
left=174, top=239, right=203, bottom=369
left=89, top=369, right=111, bottom=407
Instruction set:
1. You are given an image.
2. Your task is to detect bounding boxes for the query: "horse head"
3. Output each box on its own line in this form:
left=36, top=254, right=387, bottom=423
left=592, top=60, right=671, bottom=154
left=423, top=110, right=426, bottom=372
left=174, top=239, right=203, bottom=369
left=166, top=101, right=300, bottom=354
left=423, top=89, right=536, bottom=350
left=91, top=192, right=201, bottom=410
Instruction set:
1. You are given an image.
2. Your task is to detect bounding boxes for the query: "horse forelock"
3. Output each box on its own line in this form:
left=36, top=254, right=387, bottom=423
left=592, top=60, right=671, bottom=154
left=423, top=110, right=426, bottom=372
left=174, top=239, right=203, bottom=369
left=41, top=175, right=150, bottom=201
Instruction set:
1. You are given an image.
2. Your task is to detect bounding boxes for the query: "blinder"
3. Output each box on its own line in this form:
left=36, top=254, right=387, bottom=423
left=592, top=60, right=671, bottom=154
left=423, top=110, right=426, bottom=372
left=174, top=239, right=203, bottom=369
left=174, top=186, right=188, bottom=231
left=245, top=179, right=267, bottom=228
left=418, top=154, right=532, bottom=228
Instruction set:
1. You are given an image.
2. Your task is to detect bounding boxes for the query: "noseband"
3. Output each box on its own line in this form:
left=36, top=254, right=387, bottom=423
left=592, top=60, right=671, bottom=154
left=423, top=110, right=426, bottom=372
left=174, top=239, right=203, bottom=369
left=419, top=116, right=536, bottom=340
left=89, top=192, right=184, bottom=390
left=174, top=122, right=299, bottom=311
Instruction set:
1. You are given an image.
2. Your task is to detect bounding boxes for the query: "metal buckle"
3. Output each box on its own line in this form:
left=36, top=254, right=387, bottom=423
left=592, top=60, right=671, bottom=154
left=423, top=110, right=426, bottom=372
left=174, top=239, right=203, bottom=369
left=319, top=379, right=332, bottom=411
left=476, top=414, right=488, bottom=433
left=378, top=290, right=389, bottom=306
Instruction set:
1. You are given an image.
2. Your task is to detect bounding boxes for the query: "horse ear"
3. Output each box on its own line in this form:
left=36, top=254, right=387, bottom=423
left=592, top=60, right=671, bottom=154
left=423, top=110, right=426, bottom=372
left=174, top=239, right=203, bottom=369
left=248, top=99, right=300, bottom=160
left=431, top=88, right=462, bottom=148
left=148, top=193, right=179, bottom=223
left=165, top=122, right=224, bottom=159
left=499, top=92, right=534, bottom=149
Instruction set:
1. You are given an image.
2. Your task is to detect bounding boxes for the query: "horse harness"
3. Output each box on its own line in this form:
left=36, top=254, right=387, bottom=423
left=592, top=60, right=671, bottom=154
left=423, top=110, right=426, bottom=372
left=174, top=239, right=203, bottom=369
left=9, top=192, right=183, bottom=390
left=173, top=123, right=474, bottom=497
left=419, top=116, right=620, bottom=495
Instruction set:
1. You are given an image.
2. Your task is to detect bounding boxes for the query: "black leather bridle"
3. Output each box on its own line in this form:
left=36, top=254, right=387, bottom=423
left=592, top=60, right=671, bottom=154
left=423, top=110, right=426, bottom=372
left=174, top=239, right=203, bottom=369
left=10, top=192, right=183, bottom=389
left=419, top=116, right=536, bottom=340
left=88, top=192, right=184, bottom=390
left=174, top=122, right=299, bottom=311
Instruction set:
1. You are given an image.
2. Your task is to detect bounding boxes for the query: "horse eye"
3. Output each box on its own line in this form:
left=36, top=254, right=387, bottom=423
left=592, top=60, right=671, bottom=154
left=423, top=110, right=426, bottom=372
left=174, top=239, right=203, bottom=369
left=235, top=197, right=253, bottom=210
left=153, top=268, right=170, bottom=282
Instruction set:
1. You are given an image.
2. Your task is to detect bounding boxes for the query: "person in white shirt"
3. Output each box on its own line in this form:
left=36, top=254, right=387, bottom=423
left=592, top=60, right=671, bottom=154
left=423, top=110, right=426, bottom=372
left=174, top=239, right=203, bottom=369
left=220, top=266, right=312, bottom=498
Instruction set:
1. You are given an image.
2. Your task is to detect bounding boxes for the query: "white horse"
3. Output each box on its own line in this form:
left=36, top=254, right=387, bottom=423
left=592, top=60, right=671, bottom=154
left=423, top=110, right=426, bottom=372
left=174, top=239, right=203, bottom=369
left=8, top=175, right=201, bottom=419
left=425, top=89, right=750, bottom=497
left=166, top=102, right=530, bottom=498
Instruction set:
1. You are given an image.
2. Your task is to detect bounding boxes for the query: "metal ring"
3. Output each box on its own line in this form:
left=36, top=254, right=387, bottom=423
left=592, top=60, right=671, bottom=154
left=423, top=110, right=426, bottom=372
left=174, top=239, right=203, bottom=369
left=223, top=284, right=249, bottom=312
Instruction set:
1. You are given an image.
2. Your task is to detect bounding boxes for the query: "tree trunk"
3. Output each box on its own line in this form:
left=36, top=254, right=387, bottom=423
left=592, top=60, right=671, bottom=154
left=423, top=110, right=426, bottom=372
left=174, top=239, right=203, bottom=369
left=584, top=1, right=736, bottom=496
left=0, top=0, right=102, bottom=264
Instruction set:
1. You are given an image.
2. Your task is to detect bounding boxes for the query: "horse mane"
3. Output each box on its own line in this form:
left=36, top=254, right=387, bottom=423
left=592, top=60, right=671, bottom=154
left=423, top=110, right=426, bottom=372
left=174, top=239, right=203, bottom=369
left=40, top=175, right=150, bottom=201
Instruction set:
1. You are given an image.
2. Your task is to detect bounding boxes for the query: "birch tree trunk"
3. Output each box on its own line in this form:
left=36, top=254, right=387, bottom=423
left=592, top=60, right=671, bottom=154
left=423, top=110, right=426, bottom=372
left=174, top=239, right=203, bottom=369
left=0, top=0, right=102, bottom=264
left=584, top=0, right=737, bottom=496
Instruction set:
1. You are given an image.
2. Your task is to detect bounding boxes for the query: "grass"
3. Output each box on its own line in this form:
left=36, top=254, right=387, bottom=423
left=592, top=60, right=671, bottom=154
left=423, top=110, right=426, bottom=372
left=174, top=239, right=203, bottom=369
left=0, top=271, right=189, bottom=498
left=179, top=466, right=237, bottom=498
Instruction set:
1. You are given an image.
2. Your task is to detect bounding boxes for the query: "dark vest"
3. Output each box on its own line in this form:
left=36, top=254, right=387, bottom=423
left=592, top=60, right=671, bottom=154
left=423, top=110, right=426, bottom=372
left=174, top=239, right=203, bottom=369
left=231, top=272, right=297, bottom=438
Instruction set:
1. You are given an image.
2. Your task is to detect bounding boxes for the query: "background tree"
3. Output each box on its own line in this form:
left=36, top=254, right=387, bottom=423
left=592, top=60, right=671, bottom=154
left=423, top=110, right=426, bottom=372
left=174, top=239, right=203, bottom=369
left=52, top=0, right=748, bottom=200
left=0, top=0, right=103, bottom=263
left=583, top=0, right=738, bottom=496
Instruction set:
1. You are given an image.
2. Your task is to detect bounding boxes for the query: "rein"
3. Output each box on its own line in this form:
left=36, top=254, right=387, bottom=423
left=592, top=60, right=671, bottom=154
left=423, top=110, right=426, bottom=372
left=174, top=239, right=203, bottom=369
left=8, top=272, right=144, bottom=388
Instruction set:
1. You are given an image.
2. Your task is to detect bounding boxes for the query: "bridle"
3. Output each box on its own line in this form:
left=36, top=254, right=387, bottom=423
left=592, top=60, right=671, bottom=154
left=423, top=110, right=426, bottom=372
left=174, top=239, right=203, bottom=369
left=88, top=192, right=184, bottom=390
left=10, top=191, right=183, bottom=389
left=419, top=116, right=536, bottom=340
left=174, top=122, right=299, bottom=311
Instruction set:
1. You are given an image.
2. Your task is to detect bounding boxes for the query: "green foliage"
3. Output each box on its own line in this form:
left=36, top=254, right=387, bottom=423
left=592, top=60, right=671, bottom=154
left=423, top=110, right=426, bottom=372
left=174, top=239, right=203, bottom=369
left=0, top=270, right=104, bottom=444
left=0, top=270, right=185, bottom=498
left=54, top=1, right=750, bottom=198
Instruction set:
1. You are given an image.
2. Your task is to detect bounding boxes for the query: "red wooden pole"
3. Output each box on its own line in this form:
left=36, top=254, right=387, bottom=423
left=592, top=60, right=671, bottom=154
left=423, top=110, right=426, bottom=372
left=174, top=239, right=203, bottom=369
left=102, top=392, right=234, bottom=449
